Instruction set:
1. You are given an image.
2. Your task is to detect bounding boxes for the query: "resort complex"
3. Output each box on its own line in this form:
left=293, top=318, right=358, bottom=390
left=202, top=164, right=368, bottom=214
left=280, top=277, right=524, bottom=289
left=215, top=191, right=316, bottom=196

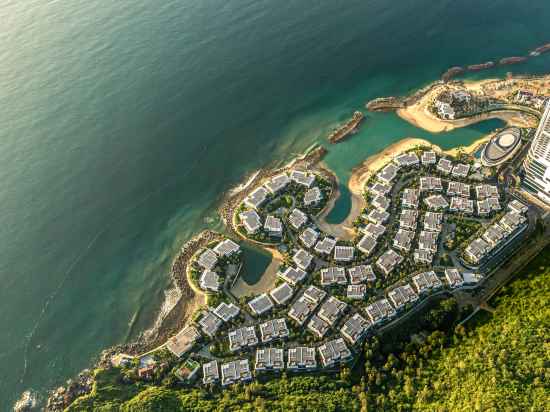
left=52, top=71, right=550, bottom=410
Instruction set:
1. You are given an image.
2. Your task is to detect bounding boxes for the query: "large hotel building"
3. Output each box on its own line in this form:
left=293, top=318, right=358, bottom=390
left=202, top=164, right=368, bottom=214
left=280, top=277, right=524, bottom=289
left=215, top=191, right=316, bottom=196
left=523, top=101, right=550, bottom=204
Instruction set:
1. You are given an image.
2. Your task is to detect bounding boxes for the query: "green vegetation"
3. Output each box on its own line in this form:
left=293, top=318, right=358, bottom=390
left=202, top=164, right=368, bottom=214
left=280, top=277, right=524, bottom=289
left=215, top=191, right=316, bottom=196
left=68, top=244, right=550, bottom=411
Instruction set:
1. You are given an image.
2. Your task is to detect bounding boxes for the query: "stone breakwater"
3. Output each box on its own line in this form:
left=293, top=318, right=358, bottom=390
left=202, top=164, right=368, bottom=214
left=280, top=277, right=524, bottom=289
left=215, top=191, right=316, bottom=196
left=441, top=41, right=550, bottom=82
left=366, top=81, right=446, bottom=112
left=327, top=111, right=365, bottom=144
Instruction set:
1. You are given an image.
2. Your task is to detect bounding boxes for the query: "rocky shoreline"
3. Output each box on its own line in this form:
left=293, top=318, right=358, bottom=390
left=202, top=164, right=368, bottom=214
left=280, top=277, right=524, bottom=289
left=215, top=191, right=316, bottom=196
left=327, top=111, right=365, bottom=143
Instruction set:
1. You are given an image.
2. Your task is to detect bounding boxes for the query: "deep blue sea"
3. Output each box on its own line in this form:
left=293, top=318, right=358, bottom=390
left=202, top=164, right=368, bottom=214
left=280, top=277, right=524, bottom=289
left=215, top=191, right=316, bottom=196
left=1, top=0, right=550, bottom=408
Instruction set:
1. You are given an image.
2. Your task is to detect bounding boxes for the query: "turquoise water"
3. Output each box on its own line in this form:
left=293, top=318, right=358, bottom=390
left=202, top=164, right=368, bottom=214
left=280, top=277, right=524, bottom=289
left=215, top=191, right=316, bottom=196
left=2, top=0, right=550, bottom=407
left=324, top=117, right=506, bottom=223
left=239, top=244, right=273, bottom=286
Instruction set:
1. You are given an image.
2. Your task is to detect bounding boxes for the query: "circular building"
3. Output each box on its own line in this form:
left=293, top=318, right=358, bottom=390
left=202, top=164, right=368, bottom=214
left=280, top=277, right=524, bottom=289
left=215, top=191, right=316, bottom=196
left=481, top=127, right=522, bottom=166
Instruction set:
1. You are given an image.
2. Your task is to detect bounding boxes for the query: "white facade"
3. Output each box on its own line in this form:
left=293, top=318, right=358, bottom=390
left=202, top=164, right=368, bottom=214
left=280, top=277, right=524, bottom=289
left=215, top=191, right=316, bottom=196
left=523, top=101, right=550, bottom=204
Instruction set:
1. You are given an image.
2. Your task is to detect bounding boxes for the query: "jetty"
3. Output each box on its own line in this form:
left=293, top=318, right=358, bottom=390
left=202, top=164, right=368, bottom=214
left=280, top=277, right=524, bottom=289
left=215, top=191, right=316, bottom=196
left=327, top=111, right=364, bottom=143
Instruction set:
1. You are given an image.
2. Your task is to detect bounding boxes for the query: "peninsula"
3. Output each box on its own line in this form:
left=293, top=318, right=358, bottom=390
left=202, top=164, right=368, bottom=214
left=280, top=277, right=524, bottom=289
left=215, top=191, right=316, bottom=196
left=46, top=73, right=550, bottom=412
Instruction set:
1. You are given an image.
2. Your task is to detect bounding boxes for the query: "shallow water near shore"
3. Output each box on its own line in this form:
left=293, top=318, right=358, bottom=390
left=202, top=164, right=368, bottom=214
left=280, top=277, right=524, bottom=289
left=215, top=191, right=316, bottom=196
left=2, top=0, right=550, bottom=408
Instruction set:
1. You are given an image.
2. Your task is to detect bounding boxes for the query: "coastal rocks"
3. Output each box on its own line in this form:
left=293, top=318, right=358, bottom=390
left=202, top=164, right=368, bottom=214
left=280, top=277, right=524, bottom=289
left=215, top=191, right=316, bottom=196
left=13, top=390, right=37, bottom=412
left=327, top=111, right=365, bottom=143
left=529, top=42, right=550, bottom=56
left=499, top=56, right=528, bottom=65
left=366, top=97, right=405, bottom=112
left=467, top=61, right=495, bottom=71
left=441, top=66, right=465, bottom=82
left=45, top=370, right=93, bottom=412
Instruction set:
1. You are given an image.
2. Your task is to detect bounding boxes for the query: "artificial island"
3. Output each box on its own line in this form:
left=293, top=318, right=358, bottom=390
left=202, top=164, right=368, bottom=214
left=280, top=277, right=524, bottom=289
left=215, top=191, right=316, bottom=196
left=46, top=69, right=550, bottom=411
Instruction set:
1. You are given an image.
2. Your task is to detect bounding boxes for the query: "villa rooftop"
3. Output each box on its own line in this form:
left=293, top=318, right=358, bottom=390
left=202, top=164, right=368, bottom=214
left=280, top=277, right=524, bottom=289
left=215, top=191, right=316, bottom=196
left=424, top=194, right=449, bottom=210
left=278, top=266, right=307, bottom=286
left=334, top=245, right=355, bottom=262
left=376, top=249, right=403, bottom=276
left=287, top=346, right=317, bottom=370
left=402, top=188, right=419, bottom=208
left=394, top=152, right=420, bottom=167
left=228, top=326, right=258, bottom=352
left=221, top=359, right=252, bottom=386
left=368, top=182, right=392, bottom=196
left=362, top=222, right=386, bottom=239
left=315, top=237, right=337, bottom=255
left=213, top=302, right=240, bottom=322
left=288, top=295, right=318, bottom=325
left=317, top=296, right=347, bottom=326
left=367, top=208, right=390, bottom=224
left=239, top=210, right=262, bottom=234
left=166, top=326, right=200, bottom=358
left=388, top=284, right=419, bottom=310
left=264, top=215, right=283, bottom=236
left=213, top=239, right=240, bottom=257
left=423, top=211, right=443, bottom=232
left=255, top=347, right=284, bottom=372
left=445, top=268, right=464, bottom=288
left=508, top=199, right=528, bottom=214
left=452, top=163, right=470, bottom=178
left=357, top=234, right=377, bottom=256
left=447, top=181, right=471, bottom=198
left=303, top=285, right=327, bottom=304
left=289, top=208, right=308, bottom=230
left=377, top=163, right=399, bottom=183
left=436, top=158, right=453, bottom=175
left=418, top=230, right=439, bottom=253
left=300, top=227, right=319, bottom=248
left=341, top=313, right=371, bottom=344
left=244, top=186, right=268, bottom=210
left=420, top=176, right=443, bottom=192
left=202, top=360, right=219, bottom=385
left=197, top=248, right=218, bottom=270
left=307, top=315, right=330, bottom=338
left=399, top=209, right=418, bottom=230
left=304, top=186, right=323, bottom=206
left=318, top=338, right=352, bottom=368
left=199, top=270, right=220, bottom=292
left=248, top=294, right=274, bottom=316
left=393, top=229, right=414, bottom=252
left=265, top=173, right=290, bottom=194
left=348, top=265, right=376, bottom=284
left=320, top=266, right=347, bottom=286
left=290, top=170, right=315, bottom=188
left=449, top=197, right=474, bottom=214
left=199, top=311, right=223, bottom=338
left=270, top=282, right=294, bottom=305
left=412, top=271, right=442, bottom=294
left=365, top=298, right=396, bottom=324
left=259, top=318, right=289, bottom=343
left=293, top=248, right=313, bottom=270
left=421, top=151, right=437, bottom=165
left=413, top=249, right=433, bottom=264
left=475, top=184, right=499, bottom=200
left=372, top=195, right=391, bottom=211
left=346, top=284, right=367, bottom=300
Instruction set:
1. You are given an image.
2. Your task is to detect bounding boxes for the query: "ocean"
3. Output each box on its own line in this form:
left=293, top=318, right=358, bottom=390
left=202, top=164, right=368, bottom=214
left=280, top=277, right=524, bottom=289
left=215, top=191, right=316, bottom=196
left=1, top=0, right=550, bottom=408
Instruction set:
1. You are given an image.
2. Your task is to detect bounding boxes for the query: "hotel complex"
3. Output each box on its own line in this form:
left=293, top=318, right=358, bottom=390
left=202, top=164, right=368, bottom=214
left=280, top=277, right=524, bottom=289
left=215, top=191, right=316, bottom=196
left=523, top=101, right=550, bottom=204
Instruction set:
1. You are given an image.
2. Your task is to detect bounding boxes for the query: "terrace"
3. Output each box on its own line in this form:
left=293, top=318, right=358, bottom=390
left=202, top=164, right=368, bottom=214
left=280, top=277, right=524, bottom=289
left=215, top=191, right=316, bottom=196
left=376, top=249, right=404, bottom=276
left=314, top=237, right=337, bottom=255
left=293, top=248, right=313, bottom=270
left=166, top=326, right=200, bottom=358
left=299, top=227, right=319, bottom=248
left=340, top=313, right=371, bottom=344
left=318, top=338, right=352, bottom=368
left=278, top=266, right=307, bottom=286
left=412, top=271, right=442, bottom=294
left=320, top=266, right=347, bottom=286
left=228, top=326, right=258, bottom=352
left=317, top=296, right=347, bottom=325
left=334, top=245, right=355, bottom=262
left=348, top=265, right=376, bottom=284
left=287, top=346, right=317, bottom=371
left=346, top=284, right=367, bottom=299
left=244, top=186, right=268, bottom=210
left=357, top=234, right=377, bottom=256
left=270, top=282, right=294, bottom=305
left=259, top=318, right=289, bottom=343
left=307, top=315, right=330, bottom=338
left=221, top=359, right=252, bottom=386
left=289, top=208, right=308, bottom=230
left=255, top=348, right=284, bottom=372
left=248, top=294, right=274, bottom=316
left=420, top=176, right=443, bottom=192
